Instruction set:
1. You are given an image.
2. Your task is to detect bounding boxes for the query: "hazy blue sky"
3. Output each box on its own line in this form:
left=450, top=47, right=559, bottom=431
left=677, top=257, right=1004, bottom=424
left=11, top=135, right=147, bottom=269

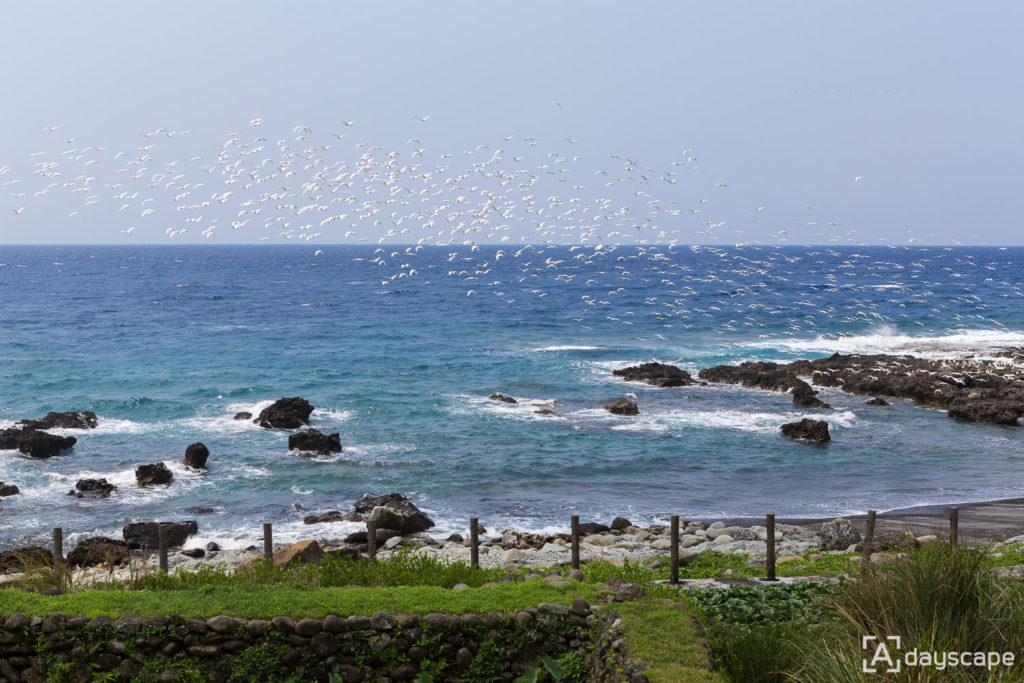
left=1, top=2, right=1021, bottom=245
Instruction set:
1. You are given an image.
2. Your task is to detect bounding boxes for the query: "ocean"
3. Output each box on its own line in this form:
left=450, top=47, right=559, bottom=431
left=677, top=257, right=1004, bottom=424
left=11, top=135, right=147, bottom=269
left=2, top=244, right=1024, bottom=552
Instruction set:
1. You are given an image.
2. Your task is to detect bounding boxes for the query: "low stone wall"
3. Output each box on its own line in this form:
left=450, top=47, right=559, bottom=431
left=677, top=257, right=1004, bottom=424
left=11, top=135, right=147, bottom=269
left=0, top=600, right=645, bottom=682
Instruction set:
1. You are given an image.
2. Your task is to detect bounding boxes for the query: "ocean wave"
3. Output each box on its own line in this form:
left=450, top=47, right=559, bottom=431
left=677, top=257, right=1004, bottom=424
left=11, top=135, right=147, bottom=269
left=573, top=407, right=856, bottom=435
left=754, top=327, right=1024, bottom=359
left=532, top=345, right=604, bottom=351
left=444, top=394, right=565, bottom=421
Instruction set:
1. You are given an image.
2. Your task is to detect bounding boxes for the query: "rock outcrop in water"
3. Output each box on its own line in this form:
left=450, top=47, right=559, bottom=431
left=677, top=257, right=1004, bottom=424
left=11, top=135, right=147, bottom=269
left=18, top=430, right=77, bottom=458
left=183, top=442, right=210, bottom=469
left=488, top=393, right=517, bottom=404
left=254, top=397, right=314, bottom=429
left=612, top=362, right=696, bottom=387
left=288, top=429, right=342, bottom=455
left=17, top=411, right=98, bottom=430
left=698, top=362, right=831, bottom=409
left=0, top=481, right=19, bottom=497
left=122, top=521, right=198, bottom=549
left=700, top=352, right=1024, bottom=426
left=604, top=399, right=639, bottom=416
left=136, top=462, right=173, bottom=486
left=780, top=418, right=831, bottom=443
left=67, top=478, right=117, bottom=498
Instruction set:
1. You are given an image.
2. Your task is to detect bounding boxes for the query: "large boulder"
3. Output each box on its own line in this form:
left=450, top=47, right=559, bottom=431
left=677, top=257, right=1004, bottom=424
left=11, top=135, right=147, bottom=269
left=0, top=481, right=19, bottom=497
left=66, top=537, right=130, bottom=568
left=612, top=362, right=696, bottom=387
left=254, top=397, right=314, bottom=429
left=67, top=478, right=117, bottom=498
left=288, top=429, right=342, bottom=455
left=0, top=546, right=53, bottom=572
left=183, top=443, right=210, bottom=469
left=344, top=528, right=401, bottom=546
left=792, top=385, right=832, bottom=409
left=604, top=399, right=639, bottom=416
left=819, top=518, right=861, bottom=551
left=18, top=430, right=77, bottom=458
left=136, top=462, right=173, bottom=486
left=18, top=411, right=98, bottom=430
left=233, top=412, right=252, bottom=420
left=236, top=539, right=325, bottom=573
left=353, top=493, right=434, bottom=535
left=304, top=511, right=361, bottom=525
left=780, top=418, right=830, bottom=443
left=122, top=521, right=198, bottom=550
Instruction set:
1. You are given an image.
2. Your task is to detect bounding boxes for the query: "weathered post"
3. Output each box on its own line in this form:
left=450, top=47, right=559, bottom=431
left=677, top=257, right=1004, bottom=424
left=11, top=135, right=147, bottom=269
left=670, top=515, right=680, bottom=584
left=861, top=510, right=877, bottom=576
left=470, top=517, right=479, bottom=567
left=949, top=506, right=959, bottom=546
left=570, top=515, right=580, bottom=571
left=263, top=522, right=273, bottom=568
left=53, top=527, right=63, bottom=572
left=366, top=520, right=378, bottom=560
left=158, top=524, right=169, bottom=573
left=766, top=514, right=777, bottom=582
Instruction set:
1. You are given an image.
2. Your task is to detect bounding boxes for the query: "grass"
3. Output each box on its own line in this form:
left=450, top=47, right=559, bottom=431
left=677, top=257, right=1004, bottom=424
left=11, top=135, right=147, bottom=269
left=614, top=599, right=730, bottom=683
left=0, top=579, right=605, bottom=619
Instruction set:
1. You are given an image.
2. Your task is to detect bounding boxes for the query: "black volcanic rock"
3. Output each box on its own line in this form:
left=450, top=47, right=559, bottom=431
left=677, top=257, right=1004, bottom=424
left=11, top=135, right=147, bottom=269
left=866, top=397, right=890, bottom=406
left=352, top=493, right=435, bottom=535
left=122, top=521, right=198, bottom=549
left=604, top=399, right=639, bottom=416
left=288, top=429, right=342, bottom=455
left=233, top=411, right=252, bottom=420
left=136, top=462, right=173, bottom=486
left=18, top=430, right=77, bottom=458
left=488, top=393, right=517, bottom=404
left=68, top=478, right=117, bottom=498
left=0, top=481, right=19, bottom=497
left=67, top=537, right=129, bottom=567
left=0, top=427, right=26, bottom=450
left=18, top=411, right=98, bottom=430
left=183, top=442, right=210, bottom=468
left=254, top=397, right=314, bottom=429
left=780, top=418, right=831, bottom=443
left=613, top=362, right=696, bottom=387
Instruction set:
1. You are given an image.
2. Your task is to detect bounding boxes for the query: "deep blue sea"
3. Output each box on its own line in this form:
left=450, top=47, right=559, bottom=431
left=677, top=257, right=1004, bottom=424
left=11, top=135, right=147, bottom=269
left=3, top=244, right=1024, bottom=551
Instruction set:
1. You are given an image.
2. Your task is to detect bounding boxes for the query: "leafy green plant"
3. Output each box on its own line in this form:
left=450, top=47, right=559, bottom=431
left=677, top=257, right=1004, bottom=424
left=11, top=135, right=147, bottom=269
left=466, top=639, right=504, bottom=682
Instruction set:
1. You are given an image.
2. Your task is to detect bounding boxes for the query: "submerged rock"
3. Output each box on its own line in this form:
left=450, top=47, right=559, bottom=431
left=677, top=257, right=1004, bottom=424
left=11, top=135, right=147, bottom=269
left=604, top=399, right=639, bottom=416
left=254, top=397, right=314, bottom=429
left=288, top=428, right=342, bottom=455
left=233, top=411, right=252, bottom=420
left=18, top=430, right=77, bottom=458
left=612, top=362, right=696, bottom=387
left=780, top=418, right=830, bottom=443
left=0, top=481, right=20, bottom=497
left=866, top=397, right=890, bottom=406
left=488, top=393, right=517, bottom=404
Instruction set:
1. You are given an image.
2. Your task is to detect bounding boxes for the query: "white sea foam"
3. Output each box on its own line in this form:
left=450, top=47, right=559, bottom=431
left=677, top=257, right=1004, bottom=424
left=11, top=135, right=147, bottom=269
left=533, top=345, right=604, bottom=351
left=446, top=394, right=564, bottom=421
left=575, top=406, right=855, bottom=434
left=755, top=327, right=1024, bottom=360
left=312, top=408, right=353, bottom=424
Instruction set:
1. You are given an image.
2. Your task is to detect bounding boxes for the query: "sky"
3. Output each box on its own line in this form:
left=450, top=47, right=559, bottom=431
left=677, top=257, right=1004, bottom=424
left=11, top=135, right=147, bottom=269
left=0, top=1, right=1021, bottom=246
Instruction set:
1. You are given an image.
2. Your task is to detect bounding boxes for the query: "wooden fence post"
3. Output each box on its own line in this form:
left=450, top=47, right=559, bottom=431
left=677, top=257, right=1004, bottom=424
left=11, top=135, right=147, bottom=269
left=263, top=522, right=273, bottom=568
left=670, top=515, right=679, bottom=584
left=470, top=517, right=479, bottom=568
left=158, top=524, right=168, bottom=573
left=949, top=507, right=959, bottom=546
left=366, top=520, right=377, bottom=560
left=766, top=514, right=777, bottom=582
left=861, top=510, right=877, bottom=576
left=571, top=515, right=580, bottom=571
left=53, top=527, right=63, bottom=572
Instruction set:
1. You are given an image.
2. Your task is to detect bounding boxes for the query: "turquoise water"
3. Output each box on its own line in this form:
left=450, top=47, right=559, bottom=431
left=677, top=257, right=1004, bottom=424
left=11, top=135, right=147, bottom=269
left=2, top=244, right=1024, bottom=551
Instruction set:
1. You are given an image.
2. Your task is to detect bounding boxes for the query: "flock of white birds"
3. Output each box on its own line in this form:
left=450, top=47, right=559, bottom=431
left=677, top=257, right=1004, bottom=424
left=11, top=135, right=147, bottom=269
left=2, top=117, right=1011, bottom=338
